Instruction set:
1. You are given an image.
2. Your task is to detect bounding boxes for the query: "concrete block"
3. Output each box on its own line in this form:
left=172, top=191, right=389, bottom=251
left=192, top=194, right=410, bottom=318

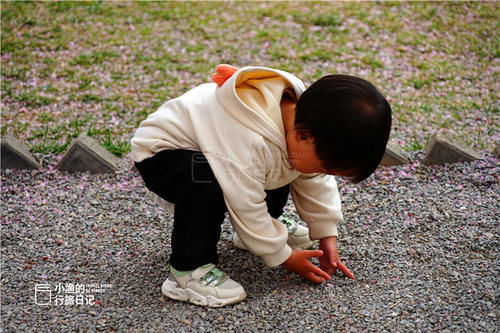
left=423, top=133, right=480, bottom=165
left=494, top=143, right=500, bottom=159
left=56, top=134, right=119, bottom=173
left=380, top=142, right=410, bottom=166
left=1, top=133, right=41, bottom=170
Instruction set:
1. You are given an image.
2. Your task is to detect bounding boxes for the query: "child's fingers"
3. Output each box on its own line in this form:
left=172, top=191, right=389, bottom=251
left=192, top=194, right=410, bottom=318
left=320, top=265, right=336, bottom=276
left=305, top=265, right=330, bottom=283
left=303, top=249, right=324, bottom=258
left=337, top=261, right=355, bottom=279
left=299, top=257, right=330, bottom=283
left=305, top=260, right=330, bottom=281
left=313, top=266, right=331, bottom=281
left=305, top=272, right=324, bottom=284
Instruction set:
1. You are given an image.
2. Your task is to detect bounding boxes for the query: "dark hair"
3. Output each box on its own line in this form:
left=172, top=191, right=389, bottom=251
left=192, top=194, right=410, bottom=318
left=295, top=74, right=392, bottom=183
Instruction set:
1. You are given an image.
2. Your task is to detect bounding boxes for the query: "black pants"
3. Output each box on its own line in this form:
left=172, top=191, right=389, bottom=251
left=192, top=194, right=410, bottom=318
left=135, top=149, right=289, bottom=270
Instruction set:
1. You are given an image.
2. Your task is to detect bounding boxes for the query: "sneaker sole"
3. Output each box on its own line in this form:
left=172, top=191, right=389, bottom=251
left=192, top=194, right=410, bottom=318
left=161, top=278, right=247, bottom=308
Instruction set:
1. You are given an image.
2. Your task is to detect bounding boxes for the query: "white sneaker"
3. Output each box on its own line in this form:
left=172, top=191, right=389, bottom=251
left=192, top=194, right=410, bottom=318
left=233, top=216, right=318, bottom=251
left=161, top=264, right=247, bottom=307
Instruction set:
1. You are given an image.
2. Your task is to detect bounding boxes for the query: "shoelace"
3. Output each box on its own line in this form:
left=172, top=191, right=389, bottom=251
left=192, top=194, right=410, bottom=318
left=200, top=267, right=229, bottom=287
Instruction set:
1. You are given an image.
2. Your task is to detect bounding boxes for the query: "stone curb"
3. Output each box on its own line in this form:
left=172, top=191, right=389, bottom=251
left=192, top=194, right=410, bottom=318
left=380, top=142, right=410, bottom=166
left=423, top=133, right=480, bottom=165
left=55, top=134, right=119, bottom=174
left=0, top=132, right=491, bottom=173
left=1, top=133, right=41, bottom=170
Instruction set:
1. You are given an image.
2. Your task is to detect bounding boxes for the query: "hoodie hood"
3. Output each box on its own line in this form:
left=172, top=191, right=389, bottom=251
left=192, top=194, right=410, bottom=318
left=215, top=66, right=306, bottom=151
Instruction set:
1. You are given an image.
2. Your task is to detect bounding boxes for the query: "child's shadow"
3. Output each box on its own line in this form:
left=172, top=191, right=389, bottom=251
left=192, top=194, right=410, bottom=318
left=114, top=216, right=300, bottom=305
left=218, top=241, right=284, bottom=299
left=217, top=220, right=303, bottom=299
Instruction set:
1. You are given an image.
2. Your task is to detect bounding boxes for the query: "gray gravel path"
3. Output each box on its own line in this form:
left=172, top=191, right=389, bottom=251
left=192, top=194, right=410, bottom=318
left=1, top=153, right=498, bottom=332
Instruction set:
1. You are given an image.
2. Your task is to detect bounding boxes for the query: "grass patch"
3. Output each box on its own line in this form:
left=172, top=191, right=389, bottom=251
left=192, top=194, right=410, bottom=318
left=14, top=90, right=56, bottom=107
left=361, top=53, right=384, bottom=69
left=1, top=1, right=498, bottom=156
left=70, top=51, right=119, bottom=66
left=30, top=125, right=72, bottom=155
left=404, top=135, right=425, bottom=152
left=101, top=130, right=130, bottom=157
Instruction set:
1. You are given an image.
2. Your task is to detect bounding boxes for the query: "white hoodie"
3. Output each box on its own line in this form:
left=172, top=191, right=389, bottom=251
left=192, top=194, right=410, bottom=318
left=131, top=66, right=343, bottom=267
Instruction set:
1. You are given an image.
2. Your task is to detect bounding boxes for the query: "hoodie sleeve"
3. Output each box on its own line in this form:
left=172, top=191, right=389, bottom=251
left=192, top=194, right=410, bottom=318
left=204, top=152, right=293, bottom=267
left=289, top=174, right=343, bottom=240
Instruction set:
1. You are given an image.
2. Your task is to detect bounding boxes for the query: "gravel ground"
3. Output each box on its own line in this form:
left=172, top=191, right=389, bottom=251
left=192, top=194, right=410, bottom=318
left=1, top=153, right=499, bottom=332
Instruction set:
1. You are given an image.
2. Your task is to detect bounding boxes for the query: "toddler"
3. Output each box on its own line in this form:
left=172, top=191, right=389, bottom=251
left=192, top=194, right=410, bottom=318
left=131, top=65, right=392, bottom=307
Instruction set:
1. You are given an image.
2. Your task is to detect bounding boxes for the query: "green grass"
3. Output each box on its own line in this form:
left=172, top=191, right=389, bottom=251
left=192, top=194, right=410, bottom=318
left=405, top=135, right=426, bottom=152
left=1, top=1, right=499, bottom=157
left=14, top=90, right=56, bottom=107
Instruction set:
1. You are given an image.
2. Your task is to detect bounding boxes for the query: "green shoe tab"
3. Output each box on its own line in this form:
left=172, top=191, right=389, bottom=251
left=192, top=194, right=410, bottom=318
left=279, top=216, right=297, bottom=233
left=201, top=267, right=228, bottom=286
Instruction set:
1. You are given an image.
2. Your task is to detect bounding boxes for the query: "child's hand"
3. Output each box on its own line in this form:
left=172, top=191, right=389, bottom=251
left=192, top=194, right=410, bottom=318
left=282, top=249, right=331, bottom=284
left=319, top=236, right=355, bottom=279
